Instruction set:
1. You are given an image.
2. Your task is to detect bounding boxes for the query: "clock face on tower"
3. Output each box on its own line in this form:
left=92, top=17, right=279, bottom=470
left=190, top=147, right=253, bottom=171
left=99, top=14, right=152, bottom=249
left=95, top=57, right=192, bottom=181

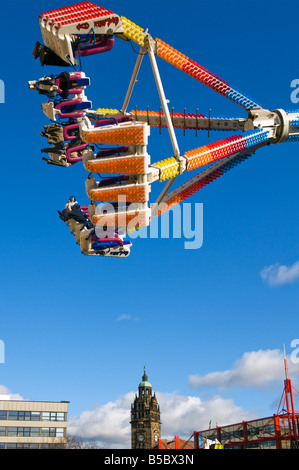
left=137, top=434, right=145, bottom=442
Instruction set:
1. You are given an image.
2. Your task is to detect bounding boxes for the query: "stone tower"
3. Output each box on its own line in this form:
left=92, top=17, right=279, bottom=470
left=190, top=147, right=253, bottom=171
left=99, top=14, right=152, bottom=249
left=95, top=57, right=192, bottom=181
left=130, top=368, right=161, bottom=449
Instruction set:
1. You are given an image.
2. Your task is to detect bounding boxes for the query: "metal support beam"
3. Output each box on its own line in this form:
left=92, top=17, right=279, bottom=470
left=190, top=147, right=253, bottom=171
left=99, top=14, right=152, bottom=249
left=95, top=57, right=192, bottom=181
left=147, top=41, right=181, bottom=209
left=121, top=46, right=145, bottom=114
left=147, top=43, right=180, bottom=159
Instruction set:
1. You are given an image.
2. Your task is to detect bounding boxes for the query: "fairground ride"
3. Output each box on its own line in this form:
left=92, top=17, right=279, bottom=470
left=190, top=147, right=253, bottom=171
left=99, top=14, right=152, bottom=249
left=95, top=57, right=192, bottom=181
left=29, top=2, right=299, bottom=257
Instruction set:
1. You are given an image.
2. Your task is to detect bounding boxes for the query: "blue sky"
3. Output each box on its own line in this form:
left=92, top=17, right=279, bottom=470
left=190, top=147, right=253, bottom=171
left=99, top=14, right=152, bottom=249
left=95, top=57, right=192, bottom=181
left=1, top=0, right=299, bottom=448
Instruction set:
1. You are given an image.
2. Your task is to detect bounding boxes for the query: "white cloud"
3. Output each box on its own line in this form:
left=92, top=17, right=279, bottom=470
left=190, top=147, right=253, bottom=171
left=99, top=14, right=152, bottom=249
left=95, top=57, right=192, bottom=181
left=260, top=261, right=299, bottom=287
left=189, top=349, right=299, bottom=390
left=68, top=391, right=254, bottom=448
left=0, top=385, right=23, bottom=401
left=68, top=393, right=133, bottom=449
left=155, top=393, right=253, bottom=440
left=116, top=314, right=139, bottom=322
left=116, top=314, right=131, bottom=321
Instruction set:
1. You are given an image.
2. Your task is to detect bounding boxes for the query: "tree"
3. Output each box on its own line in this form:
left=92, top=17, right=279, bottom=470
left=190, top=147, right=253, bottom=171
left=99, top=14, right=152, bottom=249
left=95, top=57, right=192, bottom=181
left=66, top=435, right=105, bottom=449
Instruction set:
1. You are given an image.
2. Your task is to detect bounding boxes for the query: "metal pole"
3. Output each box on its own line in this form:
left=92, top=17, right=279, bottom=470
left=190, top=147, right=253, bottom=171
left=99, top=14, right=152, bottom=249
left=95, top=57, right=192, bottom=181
left=274, top=414, right=282, bottom=449
left=121, top=47, right=145, bottom=114
left=193, top=431, right=199, bottom=449
left=147, top=43, right=181, bottom=208
left=147, top=44, right=180, bottom=158
left=285, top=355, right=298, bottom=441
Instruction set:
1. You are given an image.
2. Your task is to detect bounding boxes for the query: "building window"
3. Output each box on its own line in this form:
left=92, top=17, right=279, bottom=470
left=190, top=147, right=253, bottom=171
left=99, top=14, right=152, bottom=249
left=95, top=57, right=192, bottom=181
left=7, top=411, right=41, bottom=421
left=7, top=427, right=35, bottom=437
left=6, top=444, right=17, bottom=449
left=7, top=427, right=17, bottom=436
left=6, top=443, right=40, bottom=449
left=6, top=427, right=39, bottom=437
left=246, top=442, right=260, bottom=449
left=260, top=440, right=276, bottom=448
left=4, top=442, right=44, bottom=449
left=31, top=412, right=41, bottom=421
left=41, top=412, right=65, bottom=422
left=5, top=410, right=65, bottom=422
left=41, top=427, right=54, bottom=437
left=41, top=412, right=50, bottom=421
left=41, top=427, right=65, bottom=437
left=21, top=427, right=30, bottom=437
left=56, top=428, right=65, bottom=437
left=5, top=426, right=65, bottom=438
left=40, top=443, right=65, bottom=449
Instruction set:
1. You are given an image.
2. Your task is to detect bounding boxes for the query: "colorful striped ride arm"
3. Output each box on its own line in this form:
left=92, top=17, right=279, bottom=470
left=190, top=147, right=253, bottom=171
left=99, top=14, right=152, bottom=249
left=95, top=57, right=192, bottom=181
left=157, top=151, right=256, bottom=215
left=152, top=129, right=270, bottom=181
left=155, top=39, right=261, bottom=111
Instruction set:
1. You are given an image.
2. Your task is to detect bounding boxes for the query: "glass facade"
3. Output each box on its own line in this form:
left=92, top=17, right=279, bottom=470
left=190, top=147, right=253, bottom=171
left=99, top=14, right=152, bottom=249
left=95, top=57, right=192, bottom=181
left=0, top=401, right=68, bottom=449
left=0, top=411, right=66, bottom=422
left=3, top=427, right=65, bottom=437
left=5, top=443, right=64, bottom=449
left=41, top=412, right=65, bottom=422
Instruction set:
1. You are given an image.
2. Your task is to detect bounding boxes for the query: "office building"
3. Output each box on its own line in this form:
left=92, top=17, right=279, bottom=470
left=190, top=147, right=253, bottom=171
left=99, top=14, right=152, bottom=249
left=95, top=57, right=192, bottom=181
left=0, top=398, right=69, bottom=449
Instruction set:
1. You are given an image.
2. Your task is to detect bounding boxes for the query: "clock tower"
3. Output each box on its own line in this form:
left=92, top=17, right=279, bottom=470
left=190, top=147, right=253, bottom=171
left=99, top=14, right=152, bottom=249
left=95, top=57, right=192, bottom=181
left=130, top=368, right=161, bottom=449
